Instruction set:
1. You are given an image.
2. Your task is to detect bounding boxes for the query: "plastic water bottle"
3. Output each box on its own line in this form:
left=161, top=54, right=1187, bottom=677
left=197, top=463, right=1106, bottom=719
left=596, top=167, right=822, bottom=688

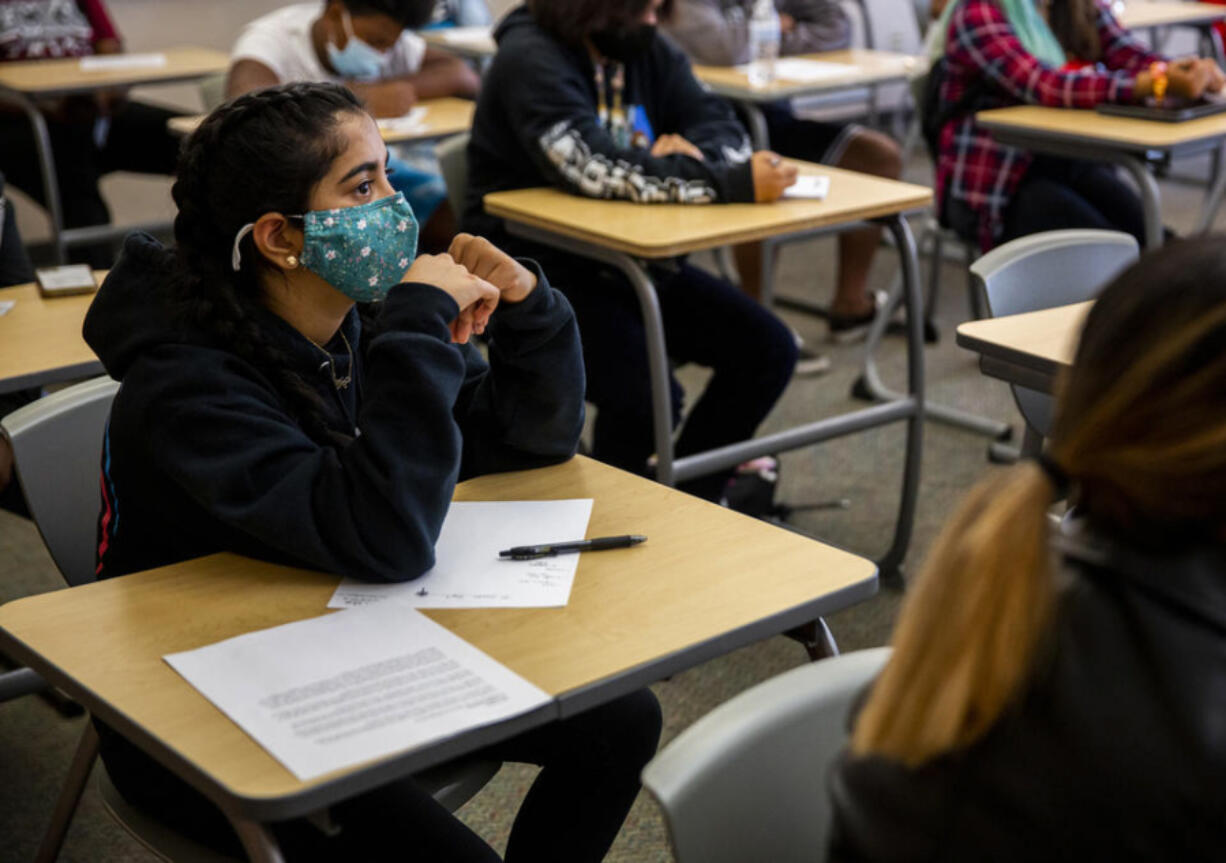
left=747, top=0, right=780, bottom=89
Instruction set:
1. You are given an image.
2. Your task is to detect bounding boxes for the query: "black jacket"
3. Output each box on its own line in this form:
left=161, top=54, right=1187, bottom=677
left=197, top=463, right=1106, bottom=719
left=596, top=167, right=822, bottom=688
left=829, top=530, right=1226, bottom=862
left=84, top=233, right=585, bottom=583
left=462, top=6, right=755, bottom=255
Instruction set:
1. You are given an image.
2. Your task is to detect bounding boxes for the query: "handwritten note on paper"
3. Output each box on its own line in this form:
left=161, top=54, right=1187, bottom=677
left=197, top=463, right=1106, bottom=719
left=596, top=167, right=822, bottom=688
left=329, top=499, right=594, bottom=610
left=79, top=53, right=168, bottom=72
left=783, top=175, right=831, bottom=200
left=165, top=604, right=551, bottom=781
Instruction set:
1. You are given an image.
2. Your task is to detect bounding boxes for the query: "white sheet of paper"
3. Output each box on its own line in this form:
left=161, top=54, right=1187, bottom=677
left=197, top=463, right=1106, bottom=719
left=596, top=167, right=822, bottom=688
left=36, top=264, right=95, bottom=290
left=79, top=53, right=167, bottom=72
left=440, top=26, right=493, bottom=45
left=0, top=300, right=14, bottom=316
left=783, top=175, right=831, bottom=200
left=377, top=106, right=429, bottom=135
left=165, top=603, right=551, bottom=781
left=757, top=58, right=851, bottom=83
left=329, top=499, right=594, bottom=610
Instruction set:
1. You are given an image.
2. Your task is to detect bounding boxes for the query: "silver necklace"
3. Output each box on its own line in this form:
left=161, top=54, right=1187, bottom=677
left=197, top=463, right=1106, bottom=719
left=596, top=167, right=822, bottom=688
left=311, top=330, right=354, bottom=390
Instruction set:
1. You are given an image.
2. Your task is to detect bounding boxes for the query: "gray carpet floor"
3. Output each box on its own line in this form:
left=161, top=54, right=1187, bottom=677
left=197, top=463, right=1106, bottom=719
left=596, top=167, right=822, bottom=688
left=0, top=149, right=1216, bottom=862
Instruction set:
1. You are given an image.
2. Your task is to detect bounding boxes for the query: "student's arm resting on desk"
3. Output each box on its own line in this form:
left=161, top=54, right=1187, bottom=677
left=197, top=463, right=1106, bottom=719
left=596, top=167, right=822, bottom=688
left=778, top=0, right=852, bottom=54
left=453, top=259, right=585, bottom=478
left=666, top=0, right=849, bottom=66
left=492, top=39, right=755, bottom=203
left=225, top=58, right=282, bottom=100
left=122, top=284, right=484, bottom=583
left=948, top=0, right=1142, bottom=106
left=659, top=50, right=755, bottom=166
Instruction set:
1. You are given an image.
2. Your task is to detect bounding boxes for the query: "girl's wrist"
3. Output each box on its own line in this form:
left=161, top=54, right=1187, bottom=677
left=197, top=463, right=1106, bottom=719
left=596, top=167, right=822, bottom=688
left=1134, top=70, right=1153, bottom=99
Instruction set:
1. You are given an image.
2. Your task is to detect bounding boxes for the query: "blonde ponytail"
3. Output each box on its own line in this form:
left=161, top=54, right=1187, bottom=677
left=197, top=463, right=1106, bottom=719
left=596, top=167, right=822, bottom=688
left=851, top=462, right=1058, bottom=766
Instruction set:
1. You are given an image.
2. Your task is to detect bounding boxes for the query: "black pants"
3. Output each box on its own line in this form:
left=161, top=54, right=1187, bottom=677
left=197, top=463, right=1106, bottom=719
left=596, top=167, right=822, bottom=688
left=100, top=688, right=662, bottom=862
left=547, top=256, right=797, bottom=501
left=0, top=99, right=182, bottom=265
left=999, top=156, right=1147, bottom=248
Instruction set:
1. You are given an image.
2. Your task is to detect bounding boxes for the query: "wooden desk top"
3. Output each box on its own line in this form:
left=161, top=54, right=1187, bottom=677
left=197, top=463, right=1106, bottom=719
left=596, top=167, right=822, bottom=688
left=1120, top=0, right=1226, bottom=29
left=484, top=161, right=931, bottom=258
left=0, top=47, right=229, bottom=97
left=977, top=104, right=1226, bottom=151
left=420, top=26, right=497, bottom=59
left=956, top=301, right=1091, bottom=375
left=167, top=97, right=474, bottom=145
left=0, top=456, right=875, bottom=810
left=0, top=276, right=104, bottom=395
left=694, top=49, right=923, bottom=101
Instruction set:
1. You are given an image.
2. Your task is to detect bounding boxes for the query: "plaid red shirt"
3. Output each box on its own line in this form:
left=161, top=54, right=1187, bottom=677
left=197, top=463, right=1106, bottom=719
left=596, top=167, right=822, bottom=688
left=936, top=0, right=1162, bottom=250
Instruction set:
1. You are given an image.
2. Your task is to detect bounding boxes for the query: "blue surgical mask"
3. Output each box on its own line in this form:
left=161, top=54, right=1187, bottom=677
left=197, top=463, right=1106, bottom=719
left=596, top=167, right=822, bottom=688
left=231, top=193, right=419, bottom=303
left=327, top=9, right=387, bottom=80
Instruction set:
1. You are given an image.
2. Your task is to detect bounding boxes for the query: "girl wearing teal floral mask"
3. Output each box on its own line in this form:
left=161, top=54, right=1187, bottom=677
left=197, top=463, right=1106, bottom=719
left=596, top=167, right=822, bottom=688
left=84, top=81, right=659, bottom=862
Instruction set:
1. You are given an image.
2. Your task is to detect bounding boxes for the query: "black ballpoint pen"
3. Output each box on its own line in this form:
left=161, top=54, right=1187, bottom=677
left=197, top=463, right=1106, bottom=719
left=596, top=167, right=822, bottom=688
left=499, top=535, right=647, bottom=560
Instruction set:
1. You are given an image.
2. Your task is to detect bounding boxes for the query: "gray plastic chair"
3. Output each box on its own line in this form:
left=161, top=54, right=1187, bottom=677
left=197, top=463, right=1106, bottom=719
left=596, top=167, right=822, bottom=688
left=642, top=647, right=891, bottom=863
left=1, top=375, right=119, bottom=587
left=970, top=230, right=1139, bottom=455
left=436, top=132, right=471, bottom=220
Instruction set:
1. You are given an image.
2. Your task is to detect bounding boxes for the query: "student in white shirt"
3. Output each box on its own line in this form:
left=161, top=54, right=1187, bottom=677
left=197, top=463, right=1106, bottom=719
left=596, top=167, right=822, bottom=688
left=226, top=0, right=480, bottom=251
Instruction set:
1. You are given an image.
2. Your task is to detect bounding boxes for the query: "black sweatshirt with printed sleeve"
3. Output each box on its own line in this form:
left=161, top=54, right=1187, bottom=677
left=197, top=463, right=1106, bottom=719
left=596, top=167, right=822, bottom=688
left=462, top=6, right=756, bottom=249
left=83, top=232, right=585, bottom=583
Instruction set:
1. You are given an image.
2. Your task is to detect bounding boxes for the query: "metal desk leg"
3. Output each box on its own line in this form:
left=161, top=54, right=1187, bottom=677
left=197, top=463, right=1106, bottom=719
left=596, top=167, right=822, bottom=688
left=0, top=88, right=67, bottom=263
left=1197, top=142, right=1226, bottom=234
left=228, top=816, right=288, bottom=863
left=1117, top=154, right=1164, bottom=249
left=35, top=721, right=99, bottom=863
left=874, top=215, right=924, bottom=578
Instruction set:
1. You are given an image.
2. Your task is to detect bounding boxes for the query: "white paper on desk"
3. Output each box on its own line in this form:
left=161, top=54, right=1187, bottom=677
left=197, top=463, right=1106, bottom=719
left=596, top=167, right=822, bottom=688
left=79, top=52, right=167, bottom=71
left=165, top=603, right=551, bottom=781
left=783, top=175, right=831, bottom=200
left=735, top=58, right=850, bottom=83
left=0, top=300, right=14, bottom=316
left=439, top=26, right=493, bottom=45
left=329, top=499, right=594, bottom=610
left=377, top=106, right=429, bottom=135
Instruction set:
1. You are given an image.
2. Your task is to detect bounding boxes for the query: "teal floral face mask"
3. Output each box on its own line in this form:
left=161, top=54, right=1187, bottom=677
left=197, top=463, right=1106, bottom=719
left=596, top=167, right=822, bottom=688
left=230, top=192, right=419, bottom=303
left=298, top=193, right=419, bottom=303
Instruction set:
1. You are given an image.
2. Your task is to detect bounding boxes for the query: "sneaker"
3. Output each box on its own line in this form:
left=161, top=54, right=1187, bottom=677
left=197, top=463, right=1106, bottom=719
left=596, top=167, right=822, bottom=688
left=828, top=290, right=890, bottom=345
left=721, top=457, right=780, bottom=518
left=788, top=327, right=832, bottom=376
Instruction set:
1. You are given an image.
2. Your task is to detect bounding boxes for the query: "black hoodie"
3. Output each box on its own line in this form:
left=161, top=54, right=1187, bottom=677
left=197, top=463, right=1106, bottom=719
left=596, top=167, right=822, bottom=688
left=462, top=6, right=756, bottom=254
left=84, top=233, right=585, bottom=583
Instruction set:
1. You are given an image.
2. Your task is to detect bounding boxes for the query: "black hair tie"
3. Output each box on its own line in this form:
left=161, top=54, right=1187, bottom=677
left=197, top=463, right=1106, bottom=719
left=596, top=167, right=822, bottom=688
left=1035, top=452, right=1071, bottom=498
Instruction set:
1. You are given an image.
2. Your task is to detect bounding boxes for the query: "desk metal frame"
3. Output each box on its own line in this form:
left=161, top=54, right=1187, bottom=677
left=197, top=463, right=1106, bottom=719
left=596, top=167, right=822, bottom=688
left=506, top=213, right=924, bottom=579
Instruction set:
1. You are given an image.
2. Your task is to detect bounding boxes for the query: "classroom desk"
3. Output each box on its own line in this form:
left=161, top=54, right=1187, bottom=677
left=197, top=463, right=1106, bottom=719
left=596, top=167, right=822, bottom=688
left=0, top=47, right=229, bottom=264
left=0, top=275, right=105, bottom=396
left=692, top=49, right=923, bottom=149
left=955, top=301, right=1090, bottom=394
left=420, top=26, right=497, bottom=60
left=1120, top=0, right=1226, bottom=65
left=0, top=455, right=877, bottom=861
left=485, top=162, right=931, bottom=577
left=167, top=97, right=475, bottom=145
left=977, top=105, right=1226, bottom=248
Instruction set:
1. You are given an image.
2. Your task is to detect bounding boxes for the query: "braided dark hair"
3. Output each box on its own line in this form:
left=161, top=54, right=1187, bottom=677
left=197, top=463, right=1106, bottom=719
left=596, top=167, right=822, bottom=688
left=171, top=81, right=367, bottom=445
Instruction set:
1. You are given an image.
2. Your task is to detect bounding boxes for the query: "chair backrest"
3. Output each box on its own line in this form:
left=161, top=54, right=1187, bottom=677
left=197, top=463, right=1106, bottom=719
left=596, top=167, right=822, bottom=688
left=199, top=73, right=228, bottom=112
left=436, top=132, right=471, bottom=221
left=1, top=376, right=119, bottom=587
left=642, top=647, right=891, bottom=863
left=970, top=229, right=1139, bottom=438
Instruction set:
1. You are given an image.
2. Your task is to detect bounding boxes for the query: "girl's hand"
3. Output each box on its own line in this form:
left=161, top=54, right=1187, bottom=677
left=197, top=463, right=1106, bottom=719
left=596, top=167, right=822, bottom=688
left=402, top=252, right=500, bottom=343
left=651, top=134, right=705, bottom=161
left=751, top=151, right=799, bottom=203
left=1168, top=57, right=1213, bottom=99
left=448, top=233, right=538, bottom=304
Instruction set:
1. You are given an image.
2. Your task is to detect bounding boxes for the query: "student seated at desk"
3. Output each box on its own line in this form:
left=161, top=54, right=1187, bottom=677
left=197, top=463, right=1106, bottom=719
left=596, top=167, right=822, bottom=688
left=0, top=0, right=184, bottom=267
left=930, top=0, right=1224, bottom=252
left=829, top=238, right=1226, bottom=860
left=82, top=82, right=660, bottom=863
left=663, top=0, right=904, bottom=341
left=227, top=0, right=481, bottom=251
left=465, top=0, right=801, bottom=503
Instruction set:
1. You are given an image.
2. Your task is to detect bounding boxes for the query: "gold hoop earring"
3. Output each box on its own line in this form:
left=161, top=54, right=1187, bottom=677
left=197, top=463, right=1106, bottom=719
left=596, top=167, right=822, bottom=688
left=286, top=255, right=299, bottom=269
